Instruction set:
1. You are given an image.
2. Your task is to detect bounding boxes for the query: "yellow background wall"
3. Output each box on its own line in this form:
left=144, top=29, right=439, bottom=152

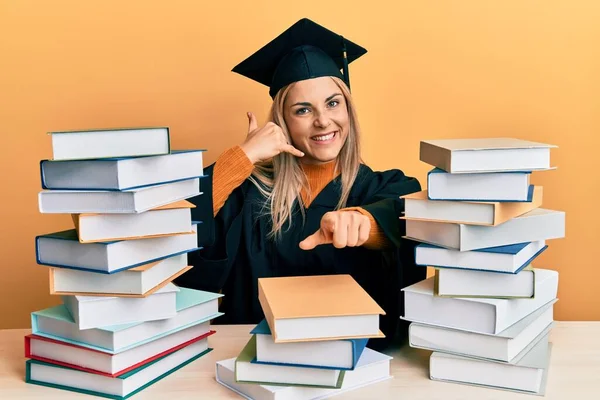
left=1, top=1, right=598, bottom=328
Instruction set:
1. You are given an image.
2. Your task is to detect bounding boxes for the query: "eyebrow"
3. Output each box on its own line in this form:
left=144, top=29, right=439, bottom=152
left=290, top=93, right=342, bottom=107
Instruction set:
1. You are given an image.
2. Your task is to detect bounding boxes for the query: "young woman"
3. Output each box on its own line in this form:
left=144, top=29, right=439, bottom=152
left=177, top=19, right=423, bottom=349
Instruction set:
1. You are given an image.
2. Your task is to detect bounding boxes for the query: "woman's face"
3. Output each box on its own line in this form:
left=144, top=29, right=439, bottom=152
left=283, top=77, right=349, bottom=165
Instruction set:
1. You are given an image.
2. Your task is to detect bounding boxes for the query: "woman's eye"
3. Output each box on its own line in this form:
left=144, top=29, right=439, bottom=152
left=328, top=100, right=339, bottom=108
left=295, top=107, right=310, bottom=115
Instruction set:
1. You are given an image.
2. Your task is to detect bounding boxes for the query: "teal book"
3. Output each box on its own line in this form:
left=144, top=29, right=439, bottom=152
left=26, top=338, right=213, bottom=399
left=31, top=287, right=223, bottom=353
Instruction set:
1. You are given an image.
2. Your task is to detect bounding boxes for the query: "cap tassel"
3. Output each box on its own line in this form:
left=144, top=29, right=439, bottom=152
left=341, top=36, right=350, bottom=91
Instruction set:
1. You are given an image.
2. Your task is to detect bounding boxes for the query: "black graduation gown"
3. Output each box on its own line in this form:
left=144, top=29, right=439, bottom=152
left=175, top=163, right=425, bottom=350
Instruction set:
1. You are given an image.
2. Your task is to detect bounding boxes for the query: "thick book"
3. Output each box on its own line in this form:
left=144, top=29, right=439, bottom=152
left=26, top=338, right=212, bottom=399
left=435, top=266, right=536, bottom=298
left=258, top=274, right=385, bottom=343
left=41, top=149, right=204, bottom=190
left=62, top=283, right=179, bottom=330
left=427, top=168, right=532, bottom=201
left=250, top=319, right=368, bottom=370
left=415, top=241, right=547, bottom=274
left=429, top=334, right=552, bottom=396
left=36, top=223, right=200, bottom=274
left=408, top=299, right=556, bottom=362
left=235, top=335, right=345, bottom=388
left=38, top=177, right=201, bottom=214
left=401, top=186, right=542, bottom=226
left=404, top=208, right=565, bottom=251
left=25, top=327, right=215, bottom=377
left=216, top=347, right=392, bottom=400
left=419, top=138, right=556, bottom=173
left=72, top=200, right=195, bottom=243
left=49, top=254, right=191, bottom=297
left=31, top=287, right=222, bottom=353
left=48, top=127, right=170, bottom=161
left=401, top=268, right=558, bottom=334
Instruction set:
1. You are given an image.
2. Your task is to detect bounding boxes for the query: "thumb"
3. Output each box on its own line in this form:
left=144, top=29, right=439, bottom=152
left=247, top=112, right=258, bottom=133
left=299, top=229, right=330, bottom=250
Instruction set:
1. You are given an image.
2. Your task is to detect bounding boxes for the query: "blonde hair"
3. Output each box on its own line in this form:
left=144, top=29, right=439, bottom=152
left=248, top=76, right=362, bottom=241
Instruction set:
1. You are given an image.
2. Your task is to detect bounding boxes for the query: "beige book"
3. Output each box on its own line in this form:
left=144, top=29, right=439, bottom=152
left=258, top=274, right=385, bottom=343
left=401, top=186, right=542, bottom=226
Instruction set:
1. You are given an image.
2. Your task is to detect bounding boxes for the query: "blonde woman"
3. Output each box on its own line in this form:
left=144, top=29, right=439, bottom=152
left=177, top=19, right=423, bottom=349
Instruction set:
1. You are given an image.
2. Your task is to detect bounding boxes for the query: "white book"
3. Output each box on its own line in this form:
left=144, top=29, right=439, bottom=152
left=402, top=186, right=542, bottom=226
left=31, top=287, right=223, bottom=353
left=408, top=299, right=556, bottom=362
left=427, top=169, right=532, bottom=201
left=41, top=150, right=204, bottom=190
left=49, top=127, right=170, bottom=161
left=402, top=268, right=558, bottom=334
left=436, top=267, right=536, bottom=298
left=430, top=335, right=552, bottom=395
left=39, top=177, right=201, bottom=214
left=415, top=240, right=546, bottom=274
left=36, top=223, right=199, bottom=274
left=62, top=283, right=179, bottom=330
left=27, top=322, right=212, bottom=375
left=216, top=348, right=392, bottom=400
left=73, top=200, right=194, bottom=243
left=405, top=208, right=565, bottom=251
left=26, top=338, right=211, bottom=398
left=49, top=254, right=189, bottom=296
left=420, top=138, right=557, bottom=173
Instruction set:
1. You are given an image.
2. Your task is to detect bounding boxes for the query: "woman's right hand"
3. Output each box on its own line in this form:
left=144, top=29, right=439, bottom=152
left=240, top=112, right=304, bottom=164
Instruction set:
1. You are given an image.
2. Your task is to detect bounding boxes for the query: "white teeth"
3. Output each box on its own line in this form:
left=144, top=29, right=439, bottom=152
left=312, top=132, right=336, bottom=141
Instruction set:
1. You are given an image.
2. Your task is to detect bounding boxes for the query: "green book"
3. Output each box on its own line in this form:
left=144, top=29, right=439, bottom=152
left=26, top=339, right=212, bottom=399
left=234, top=335, right=345, bottom=388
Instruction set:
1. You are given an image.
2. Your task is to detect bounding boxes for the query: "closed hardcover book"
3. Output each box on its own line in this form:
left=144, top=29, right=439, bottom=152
left=427, top=168, right=532, bottom=201
left=216, top=347, right=392, bottom=400
left=415, top=241, right=547, bottom=274
left=41, top=149, right=204, bottom=190
left=251, top=319, right=367, bottom=370
left=31, top=287, right=222, bottom=353
left=49, top=126, right=170, bottom=161
left=62, top=283, right=179, bottom=330
left=235, top=335, right=345, bottom=389
left=401, top=186, right=542, bottom=226
left=419, top=138, right=556, bottom=173
left=258, top=274, right=385, bottom=343
left=434, top=266, right=536, bottom=298
left=38, top=177, right=202, bottom=214
left=72, top=200, right=195, bottom=243
left=25, top=339, right=212, bottom=400
left=404, top=208, right=565, bottom=251
left=402, top=268, right=558, bottom=334
left=36, top=223, right=200, bottom=274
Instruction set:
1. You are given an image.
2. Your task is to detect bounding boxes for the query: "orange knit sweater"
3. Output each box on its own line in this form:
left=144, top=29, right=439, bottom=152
left=212, top=146, right=389, bottom=249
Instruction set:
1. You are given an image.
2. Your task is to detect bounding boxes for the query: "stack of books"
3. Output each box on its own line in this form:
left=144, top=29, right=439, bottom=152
left=400, top=138, right=566, bottom=396
left=215, top=274, right=395, bottom=400
left=26, top=127, right=224, bottom=399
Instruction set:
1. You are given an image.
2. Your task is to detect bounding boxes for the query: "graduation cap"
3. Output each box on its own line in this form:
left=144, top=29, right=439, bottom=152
left=232, top=18, right=367, bottom=99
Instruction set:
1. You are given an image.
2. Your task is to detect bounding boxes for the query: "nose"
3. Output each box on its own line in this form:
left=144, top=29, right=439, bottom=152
left=313, top=113, right=331, bottom=129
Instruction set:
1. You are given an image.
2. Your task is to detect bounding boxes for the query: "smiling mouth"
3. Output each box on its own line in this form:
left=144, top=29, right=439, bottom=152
left=311, top=131, right=337, bottom=142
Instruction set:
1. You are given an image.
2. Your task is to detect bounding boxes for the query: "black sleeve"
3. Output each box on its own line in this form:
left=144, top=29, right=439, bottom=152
left=174, top=163, right=248, bottom=293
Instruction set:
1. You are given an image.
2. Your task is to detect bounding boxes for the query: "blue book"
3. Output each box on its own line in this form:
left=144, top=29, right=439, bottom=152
left=249, top=319, right=368, bottom=370
left=415, top=240, right=548, bottom=274
left=31, top=287, right=223, bottom=353
left=26, top=340, right=213, bottom=399
left=41, top=149, right=206, bottom=191
left=427, top=168, right=533, bottom=202
left=36, top=222, right=201, bottom=274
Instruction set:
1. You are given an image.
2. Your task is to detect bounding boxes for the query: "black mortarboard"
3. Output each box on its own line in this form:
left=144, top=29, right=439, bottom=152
left=232, top=18, right=367, bottom=99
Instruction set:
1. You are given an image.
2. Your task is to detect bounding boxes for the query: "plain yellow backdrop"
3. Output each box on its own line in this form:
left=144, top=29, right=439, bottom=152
left=1, top=1, right=598, bottom=329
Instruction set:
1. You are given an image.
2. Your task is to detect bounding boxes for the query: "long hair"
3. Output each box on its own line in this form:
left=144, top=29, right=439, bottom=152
left=248, top=76, right=362, bottom=241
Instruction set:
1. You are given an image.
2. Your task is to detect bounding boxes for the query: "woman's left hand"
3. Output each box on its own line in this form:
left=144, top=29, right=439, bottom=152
left=299, top=211, right=371, bottom=250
